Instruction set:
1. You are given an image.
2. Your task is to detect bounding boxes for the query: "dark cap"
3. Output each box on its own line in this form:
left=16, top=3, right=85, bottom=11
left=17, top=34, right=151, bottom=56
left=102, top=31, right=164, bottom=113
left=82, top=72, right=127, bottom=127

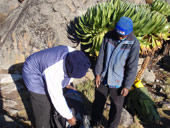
left=65, top=50, right=91, bottom=78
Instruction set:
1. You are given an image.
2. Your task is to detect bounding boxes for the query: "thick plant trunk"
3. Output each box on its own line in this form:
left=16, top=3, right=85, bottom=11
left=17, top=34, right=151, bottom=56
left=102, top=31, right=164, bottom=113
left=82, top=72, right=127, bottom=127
left=163, top=42, right=170, bottom=56
left=145, top=0, right=153, bottom=4
left=136, top=56, right=151, bottom=80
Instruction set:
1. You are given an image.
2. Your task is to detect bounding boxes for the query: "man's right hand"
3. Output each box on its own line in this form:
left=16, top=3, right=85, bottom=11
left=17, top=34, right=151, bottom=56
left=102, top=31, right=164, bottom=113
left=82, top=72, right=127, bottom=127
left=95, top=75, right=101, bottom=88
left=68, top=116, right=76, bottom=126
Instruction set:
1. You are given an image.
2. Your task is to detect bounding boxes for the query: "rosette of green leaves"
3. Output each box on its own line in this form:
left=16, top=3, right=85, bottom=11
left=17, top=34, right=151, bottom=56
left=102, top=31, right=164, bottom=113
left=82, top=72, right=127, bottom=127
left=151, top=0, right=170, bottom=16
left=73, top=0, right=169, bottom=56
left=132, top=10, right=169, bottom=55
left=115, top=0, right=169, bottom=55
left=75, top=0, right=120, bottom=56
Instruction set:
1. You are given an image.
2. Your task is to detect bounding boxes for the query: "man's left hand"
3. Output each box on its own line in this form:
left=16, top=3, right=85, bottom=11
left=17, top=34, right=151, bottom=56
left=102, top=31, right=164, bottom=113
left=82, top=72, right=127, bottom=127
left=121, top=88, right=129, bottom=96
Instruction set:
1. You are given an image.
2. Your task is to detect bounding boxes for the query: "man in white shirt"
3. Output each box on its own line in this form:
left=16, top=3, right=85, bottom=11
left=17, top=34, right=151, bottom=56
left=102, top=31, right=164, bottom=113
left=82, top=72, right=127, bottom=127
left=22, top=45, right=91, bottom=128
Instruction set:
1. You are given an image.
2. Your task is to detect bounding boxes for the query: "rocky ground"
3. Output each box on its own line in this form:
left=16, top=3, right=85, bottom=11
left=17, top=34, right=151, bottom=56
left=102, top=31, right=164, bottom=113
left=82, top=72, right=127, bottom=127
left=144, top=56, right=170, bottom=128
left=0, top=0, right=170, bottom=127
left=0, top=56, right=170, bottom=128
left=77, top=56, right=170, bottom=128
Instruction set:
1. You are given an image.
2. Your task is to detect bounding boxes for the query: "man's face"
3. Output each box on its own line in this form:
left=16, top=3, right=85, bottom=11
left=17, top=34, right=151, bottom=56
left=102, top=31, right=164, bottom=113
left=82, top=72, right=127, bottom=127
left=116, top=33, right=128, bottom=40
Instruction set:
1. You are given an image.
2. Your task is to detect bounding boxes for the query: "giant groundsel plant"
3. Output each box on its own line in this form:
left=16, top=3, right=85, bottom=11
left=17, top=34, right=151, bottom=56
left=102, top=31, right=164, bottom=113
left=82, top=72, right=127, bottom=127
left=75, top=0, right=120, bottom=56
left=72, top=0, right=170, bottom=57
left=151, top=0, right=170, bottom=16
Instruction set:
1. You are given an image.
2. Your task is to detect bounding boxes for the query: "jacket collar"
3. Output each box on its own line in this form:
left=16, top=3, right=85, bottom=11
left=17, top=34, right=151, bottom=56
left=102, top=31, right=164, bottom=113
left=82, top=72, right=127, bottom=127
left=109, top=30, right=135, bottom=41
left=126, top=32, right=135, bottom=41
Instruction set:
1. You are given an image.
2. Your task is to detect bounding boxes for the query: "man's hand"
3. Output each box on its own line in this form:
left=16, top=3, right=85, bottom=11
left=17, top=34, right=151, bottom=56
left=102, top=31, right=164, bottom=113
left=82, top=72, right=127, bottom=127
left=95, top=75, right=101, bottom=88
left=121, top=88, right=129, bottom=96
left=66, top=84, right=76, bottom=90
left=68, top=116, right=76, bottom=126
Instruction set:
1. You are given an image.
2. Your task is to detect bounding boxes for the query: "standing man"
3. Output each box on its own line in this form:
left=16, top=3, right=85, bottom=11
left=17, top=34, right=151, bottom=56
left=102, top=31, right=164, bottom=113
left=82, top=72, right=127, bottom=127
left=91, top=17, right=140, bottom=128
left=22, top=45, right=91, bottom=128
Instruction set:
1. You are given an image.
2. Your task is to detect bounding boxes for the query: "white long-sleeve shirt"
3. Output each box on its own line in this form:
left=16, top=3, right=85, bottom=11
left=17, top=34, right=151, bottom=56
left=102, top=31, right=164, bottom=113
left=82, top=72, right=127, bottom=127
left=22, top=45, right=75, bottom=119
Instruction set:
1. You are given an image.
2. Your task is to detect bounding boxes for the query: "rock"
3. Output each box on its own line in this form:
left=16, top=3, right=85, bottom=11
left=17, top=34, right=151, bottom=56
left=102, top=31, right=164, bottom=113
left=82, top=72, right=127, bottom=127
left=8, top=108, right=19, bottom=116
left=165, top=0, right=170, bottom=4
left=73, top=69, right=94, bottom=86
left=162, top=102, right=170, bottom=109
left=157, top=108, right=170, bottom=121
left=160, top=88, right=164, bottom=93
left=17, top=109, right=29, bottom=120
left=155, top=79, right=160, bottom=83
left=0, top=82, right=24, bottom=94
left=3, top=99, right=18, bottom=108
left=0, top=0, right=19, bottom=18
left=129, top=116, right=144, bottom=128
left=39, top=3, right=54, bottom=16
left=21, top=120, right=32, bottom=127
left=153, top=84, right=157, bottom=89
left=0, top=115, right=19, bottom=128
left=0, top=74, right=22, bottom=84
left=73, top=77, right=88, bottom=86
left=2, top=0, right=167, bottom=127
left=167, top=94, right=170, bottom=99
left=0, top=0, right=149, bottom=70
left=85, top=69, right=95, bottom=81
left=163, top=85, right=170, bottom=99
left=122, top=0, right=146, bottom=4
left=141, top=69, right=156, bottom=83
left=138, top=58, right=145, bottom=65
left=120, top=108, right=134, bottom=127
left=153, top=95, right=164, bottom=102
left=0, top=0, right=107, bottom=69
left=165, top=77, right=170, bottom=85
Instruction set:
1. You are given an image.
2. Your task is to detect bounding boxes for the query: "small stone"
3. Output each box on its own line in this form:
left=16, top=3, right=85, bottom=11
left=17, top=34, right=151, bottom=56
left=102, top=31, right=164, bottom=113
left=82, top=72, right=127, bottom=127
left=86, top=69, right=95, bottom=81
left=0, top=82, right=24, bottom=94
left=155, top=79, right=160, bottom=83
left=3, top=99, right=18, bottom=108
left=0, top=115, right=18, bottom=127
left=153, top=84, right=157, bottom=89
left=159, top=88, right=163, bottom=93
left=162, top=102, right=170, bottom=109
left=8, top=108, right=19, bottom=115
left=17, top=109, right=29, bottom=120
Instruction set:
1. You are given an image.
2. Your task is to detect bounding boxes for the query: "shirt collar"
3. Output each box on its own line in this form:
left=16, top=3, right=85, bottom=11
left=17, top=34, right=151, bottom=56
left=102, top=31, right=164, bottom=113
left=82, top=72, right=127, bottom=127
left=63, top=58, right=70, bottom=78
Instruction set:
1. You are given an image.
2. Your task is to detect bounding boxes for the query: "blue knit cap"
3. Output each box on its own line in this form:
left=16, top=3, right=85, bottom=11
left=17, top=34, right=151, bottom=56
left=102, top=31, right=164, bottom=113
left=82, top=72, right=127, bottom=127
left=115, top=17, right=133, bottom=35
left=65, top=50, right=91, bottom=78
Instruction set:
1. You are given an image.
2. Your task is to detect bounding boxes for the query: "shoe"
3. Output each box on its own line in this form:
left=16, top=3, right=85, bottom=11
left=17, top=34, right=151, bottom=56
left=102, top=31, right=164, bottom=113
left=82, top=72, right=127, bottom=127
left=91, top=120, right=101, bottom=128
left=92, top=124, right=104, bottom=128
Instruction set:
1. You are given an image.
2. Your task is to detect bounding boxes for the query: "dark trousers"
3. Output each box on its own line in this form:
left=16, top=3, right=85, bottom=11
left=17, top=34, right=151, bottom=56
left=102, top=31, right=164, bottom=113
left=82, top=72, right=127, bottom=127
left=91, top=84, right=124, bottom=128
left=30, top=91, right=52, bottom=128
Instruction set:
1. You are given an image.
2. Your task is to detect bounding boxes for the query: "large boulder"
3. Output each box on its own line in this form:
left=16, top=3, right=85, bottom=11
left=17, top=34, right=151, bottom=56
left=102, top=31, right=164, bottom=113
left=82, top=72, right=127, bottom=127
left=122, top=0, right=146, bottom=4
left=0, top=0, right=147, bottom=70
left=0, top=0, right=106, bottom=70
left=0, top=0, right=19, bottom=23
left=165, top=0, right=170, bottom=4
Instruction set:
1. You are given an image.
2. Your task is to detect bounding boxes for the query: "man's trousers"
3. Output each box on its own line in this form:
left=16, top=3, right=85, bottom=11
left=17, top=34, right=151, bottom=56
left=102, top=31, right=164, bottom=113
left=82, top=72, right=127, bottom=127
left=91, top=84, right=125, bottom=128
left=30, top=91, right=52, bottom=128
